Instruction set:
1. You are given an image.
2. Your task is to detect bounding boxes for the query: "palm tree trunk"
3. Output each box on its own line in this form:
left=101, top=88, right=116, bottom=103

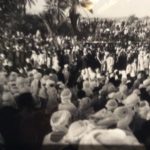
left=23, top=0, right=26, bottom=16
left=21, top=0, right=26, bottom=16
left=39, top=14, right=53, bottom=36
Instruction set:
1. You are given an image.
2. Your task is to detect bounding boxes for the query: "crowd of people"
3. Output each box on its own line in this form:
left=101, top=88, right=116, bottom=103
left=0, top=18, right=150, bottom=150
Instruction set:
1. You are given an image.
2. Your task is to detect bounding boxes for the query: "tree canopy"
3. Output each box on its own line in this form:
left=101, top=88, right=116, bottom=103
left=0, top=0, right=36, bottom=33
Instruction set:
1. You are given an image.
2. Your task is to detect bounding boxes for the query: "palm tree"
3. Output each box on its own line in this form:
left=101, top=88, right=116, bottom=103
left=69, top=0, right=81, bottom=33
left=43, top=0, right=80, bottom=34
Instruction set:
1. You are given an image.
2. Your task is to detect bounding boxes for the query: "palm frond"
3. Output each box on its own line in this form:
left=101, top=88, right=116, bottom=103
left=26, top=0, right=37, bottom=8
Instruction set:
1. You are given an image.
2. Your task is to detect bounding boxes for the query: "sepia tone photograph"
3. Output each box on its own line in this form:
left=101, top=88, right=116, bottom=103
left=0, top=0, right=150, bottom=150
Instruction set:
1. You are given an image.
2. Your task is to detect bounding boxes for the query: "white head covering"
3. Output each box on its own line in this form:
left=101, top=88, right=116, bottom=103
left=108, top=92, right=117, bottom=99
left=82, top=81, right=93, bottom=96
left=123, top=93, right=140, bottom=107
left=79, top=97, right=91, bottom=110
left=33, top=72, right=42, bottom=79
left=60, top=88, right=72, bottom=103
left=119, top=84, right=128, bottom=94
left=50, top=110, right=71, bottom=132
left=57, top=82, right=65, bottom=89
left=41, top=75, right=49, bottom=83
left=106, top=99, right=118, bottom=111
left=89, top=72, right=96, bottom=81
left=81, top=69, right=89, bottom=81
left=64, top=64, right=69, bottom=68
left=90, top=108, right=113, bottom=120
left=140, top=84, right=146, bottom=89
left=121, top=71, right=127, bottom=81
left=143, top=78, right=150, bottom=87
left=32, top=69, right=37, bottom=75
left=46, top=79, right=55, bottom=89
left=138, top=101, right=150, bottom=119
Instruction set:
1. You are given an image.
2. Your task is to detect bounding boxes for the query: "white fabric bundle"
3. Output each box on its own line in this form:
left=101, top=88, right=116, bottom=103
left=63, top=120, right=95, bottom=144
left=79, top=129, right=140, bottom=146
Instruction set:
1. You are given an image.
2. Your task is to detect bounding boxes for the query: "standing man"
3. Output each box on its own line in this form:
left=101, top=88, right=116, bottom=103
left=106, top=53, right=114, bottom=73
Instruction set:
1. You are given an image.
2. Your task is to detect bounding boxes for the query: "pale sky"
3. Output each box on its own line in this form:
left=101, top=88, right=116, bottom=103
left=26, top=0, right=150, bottom=17
left=26, top=0, right=47, bottom=15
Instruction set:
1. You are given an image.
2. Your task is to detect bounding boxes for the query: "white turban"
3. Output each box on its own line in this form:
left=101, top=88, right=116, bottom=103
left=50, top=110, right=71, bottom=132
left=113, top=106, right=134, bottom=129
left=60, top=88, right=72, bottom=103
left=106, top=99, right=118, bottom=111
left=138, top=101, right=150, bottom=119
left=143, top=78, right=150, bottom=87
left=123, top=93, right=140, bottom=107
